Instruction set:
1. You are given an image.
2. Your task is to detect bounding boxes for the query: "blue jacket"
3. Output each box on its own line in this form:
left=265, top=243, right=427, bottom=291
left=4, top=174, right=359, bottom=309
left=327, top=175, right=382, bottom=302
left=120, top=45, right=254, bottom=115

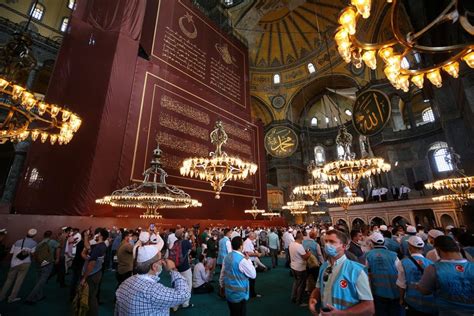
left=401, top=256, right=436, bottom=313
left=366, top=247, right=399, bottom=299
left=223, top=251, right=249, bottom=303
left=434, top=261, right=474, bottom=312
left=217, top=236, right=230, bottom=265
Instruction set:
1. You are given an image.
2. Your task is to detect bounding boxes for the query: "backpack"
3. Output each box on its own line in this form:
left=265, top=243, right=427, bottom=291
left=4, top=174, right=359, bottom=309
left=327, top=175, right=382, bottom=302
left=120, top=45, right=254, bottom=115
left=34, top=241, right=52, bottom=265
left=168, top=239, right=183, bottom=267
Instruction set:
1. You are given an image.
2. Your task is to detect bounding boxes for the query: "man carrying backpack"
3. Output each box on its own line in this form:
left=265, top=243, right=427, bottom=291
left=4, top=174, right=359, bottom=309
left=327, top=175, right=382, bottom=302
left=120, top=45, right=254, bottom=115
left=25, top=230, right=57, bottom=304
left=169, top=228, right=194, bottom=311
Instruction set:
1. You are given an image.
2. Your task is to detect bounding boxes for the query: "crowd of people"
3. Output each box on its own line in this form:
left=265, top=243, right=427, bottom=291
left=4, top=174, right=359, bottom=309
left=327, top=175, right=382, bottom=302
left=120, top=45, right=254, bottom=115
left=0, top=222, right=473, bottom=315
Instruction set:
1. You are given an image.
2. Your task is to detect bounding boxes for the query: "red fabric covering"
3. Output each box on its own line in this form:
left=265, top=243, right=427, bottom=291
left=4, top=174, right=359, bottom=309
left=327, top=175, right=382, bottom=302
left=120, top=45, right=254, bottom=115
left=14, top=0, right=268, bottom=219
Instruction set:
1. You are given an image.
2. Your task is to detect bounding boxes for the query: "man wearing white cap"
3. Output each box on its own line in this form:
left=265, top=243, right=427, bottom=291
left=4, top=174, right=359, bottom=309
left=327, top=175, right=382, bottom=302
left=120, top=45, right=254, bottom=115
left=396, top=236, right=435, bottom=316
left=426, top=230, right=444, bottom=262
left=365, top=232, right=402, bottom=316
left=282, top=228, right=295, bottom=268
left=116, top=243, right=190, bottom=315
left=400, top=226, right=417, bottom=257
left=0, top=228, right=37, bottom=303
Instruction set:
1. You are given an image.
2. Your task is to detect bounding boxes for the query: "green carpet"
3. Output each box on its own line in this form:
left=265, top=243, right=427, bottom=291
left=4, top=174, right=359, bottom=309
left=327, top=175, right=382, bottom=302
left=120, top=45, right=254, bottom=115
left=0, top=257, right=310, bottom=315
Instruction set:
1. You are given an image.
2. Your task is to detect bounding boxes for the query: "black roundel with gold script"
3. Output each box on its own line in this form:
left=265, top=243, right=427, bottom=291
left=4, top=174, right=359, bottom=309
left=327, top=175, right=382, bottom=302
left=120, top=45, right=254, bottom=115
left=352, top=90, right=391, bottom=136
left=264, top=126, right=298, bottom=158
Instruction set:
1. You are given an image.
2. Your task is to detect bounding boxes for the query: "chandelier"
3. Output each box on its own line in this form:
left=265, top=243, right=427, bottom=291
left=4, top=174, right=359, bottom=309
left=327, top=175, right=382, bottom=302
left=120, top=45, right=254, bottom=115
left=244, top=197, right=265, bottom=219
left=96, top=136, right=201, bottom=218
left=293, top=162, right=339, bottom=203
left=311, top=211, right=326, bottom=215
left=323, top=126, right=390, bottom=193
left=262, top=211, right=281, bottom=220
left=0, top=32, right=81, bottom=144
left=327, top=196, right=364, bottom=214
left=290, top=209, right=308, bottom=216
left=180, top=121, right=258, bottom=199
left=335, top=0, right=474, bottom=92
left=282, top=193, right=314, bottom=212
left=425, top=148, right=474, bottom=203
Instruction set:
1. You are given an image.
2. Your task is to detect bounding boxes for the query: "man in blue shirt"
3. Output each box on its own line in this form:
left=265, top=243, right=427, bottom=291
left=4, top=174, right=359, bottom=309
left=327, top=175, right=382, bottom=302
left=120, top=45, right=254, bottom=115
left=268, top=228, right=280, bottom=268
left=81, top=228, right=108, bottom=316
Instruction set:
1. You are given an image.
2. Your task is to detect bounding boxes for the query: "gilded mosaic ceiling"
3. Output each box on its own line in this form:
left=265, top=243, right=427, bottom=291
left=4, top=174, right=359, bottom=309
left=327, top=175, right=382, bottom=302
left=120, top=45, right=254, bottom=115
left=228, top=0, right=346, bottom=69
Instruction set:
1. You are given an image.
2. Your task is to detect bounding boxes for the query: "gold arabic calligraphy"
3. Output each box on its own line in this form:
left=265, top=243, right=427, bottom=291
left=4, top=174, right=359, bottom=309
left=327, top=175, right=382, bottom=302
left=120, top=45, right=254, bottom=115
left=265, top=127, right=297, bottom=157
left=354, top=91, right=390, bottom=135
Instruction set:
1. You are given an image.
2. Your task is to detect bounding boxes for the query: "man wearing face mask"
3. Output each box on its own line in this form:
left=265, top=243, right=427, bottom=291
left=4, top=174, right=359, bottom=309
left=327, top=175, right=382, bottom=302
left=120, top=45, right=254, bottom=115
left=417, top=236, right=474, bottom=316
left=116, top=231, right=137, bottom=288
left=365, top=232, right=401, bottom=316
left=396, top=236, right=435, bottom=316
left=115, top=243, right=190, bottom=315
left=309, top=230, right=374, bottom=315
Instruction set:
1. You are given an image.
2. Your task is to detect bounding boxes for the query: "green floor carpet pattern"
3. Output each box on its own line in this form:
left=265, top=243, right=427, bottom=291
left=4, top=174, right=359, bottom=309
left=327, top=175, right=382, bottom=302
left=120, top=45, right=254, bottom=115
left=0, top=257, right=311, bottom=315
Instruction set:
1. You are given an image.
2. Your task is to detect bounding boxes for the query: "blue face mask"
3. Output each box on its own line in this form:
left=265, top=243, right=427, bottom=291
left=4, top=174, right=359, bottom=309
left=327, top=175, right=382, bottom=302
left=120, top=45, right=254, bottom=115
left=129, top=239, right=135, bottom=246
left=325, top=244, right=338, bottom=257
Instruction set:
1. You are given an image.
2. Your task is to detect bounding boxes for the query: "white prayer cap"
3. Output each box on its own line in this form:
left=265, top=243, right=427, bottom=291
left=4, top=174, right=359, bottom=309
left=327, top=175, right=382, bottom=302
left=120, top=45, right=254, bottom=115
left=445, top=225, right=454, bottom=230
left=408, top=236, right=424, bottom=248
left=61, top=226, right=68, bottom=230
left=136, top=244, right=162, bottom=263
left=428, top=229, right=444, bottom=239
left=407, top=225, right=417, bottom=233
left=380, top=225, right=388, bottom=231
left=328, top=226, right=335, bottom=231
left=417, top=232, right=428, bottom=241
left=150, top=233, right=164, bottom=250
left=370, top=232, right=384, bottom=244
left=28, top=228, right=37, bottom=237
left=288, top=228, right=293, bottom=232
left=139, top=231, right=150, bottom=243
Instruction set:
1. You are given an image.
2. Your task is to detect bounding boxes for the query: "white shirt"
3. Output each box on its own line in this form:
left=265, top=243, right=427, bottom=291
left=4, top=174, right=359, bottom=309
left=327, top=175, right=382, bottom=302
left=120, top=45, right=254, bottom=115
left=396, top=253, right=425, bottom=289
left=219, top=250, right=257, bottom=287
left=167, top=233, right=177, bottom=250
left=282, top=232, right=295, bottom=249
left=400, top=186, right=411, bottom=195
left=10, top=237, right=37, bottom=268
left=289, top=241, right=307, bottom=271
left=379, top=187, right=388, bottom=195
left=243, top=238, right=256, bottom=262
left=426, top=248, right=440, bottom=262
left=192, top=262, right=211, bottom=288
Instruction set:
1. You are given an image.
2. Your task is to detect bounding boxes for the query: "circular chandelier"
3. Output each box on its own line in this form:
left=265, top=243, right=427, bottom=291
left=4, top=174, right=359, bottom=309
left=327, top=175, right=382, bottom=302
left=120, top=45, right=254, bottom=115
left=282, top=193, right=314, bottom=212
left=180, top=121, right=258, bottom=199
left=425, top=176, right=474, bottom=204
left=293, top=162, right=339, bottom=202
left=244, top=197, right=265, bottom=219
left=327, top=196, right=364, bottom=214
left=290, top=209, right=308, bottom=216
left=96, top=136, right=201, bottom=218
left=311, top=211, right=326, bottom=215
left=0, top=32, right=81, bottom=144
left=323, top=126, right=390, bottom=193
left=335, top=0, right=474, bottom=92
left=262, top=211, right=281, bottom=220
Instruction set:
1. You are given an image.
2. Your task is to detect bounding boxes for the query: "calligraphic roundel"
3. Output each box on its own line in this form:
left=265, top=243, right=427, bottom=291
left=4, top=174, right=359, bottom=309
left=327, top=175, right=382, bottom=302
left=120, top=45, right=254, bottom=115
left=264, top=126, right=298, bottom=158
left=352, top=90, right=391, bottom=136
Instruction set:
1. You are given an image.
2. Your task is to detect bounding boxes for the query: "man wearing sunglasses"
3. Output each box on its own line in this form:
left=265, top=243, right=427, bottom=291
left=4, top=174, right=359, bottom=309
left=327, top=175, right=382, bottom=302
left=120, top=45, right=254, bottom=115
left=308, top=229, right=374, bottom=315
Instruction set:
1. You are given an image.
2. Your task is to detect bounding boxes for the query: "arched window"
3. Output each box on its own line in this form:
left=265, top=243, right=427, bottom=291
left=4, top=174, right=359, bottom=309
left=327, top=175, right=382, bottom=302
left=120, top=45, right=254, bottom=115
left=429, top=142, right=453, bottom=173
left=337, top=145, right=345, bottom=159
left=273, top=74, right=280, bottom=84
left=314, top=146, right=325, bottom=164
left=422, top=107, right=435, bottom=123
left=30, top=3, right=45, bottom=20
left=307, top=63, right=316, bottom=74
left=311, top=117, right=317, bottom=127
left=68, top=0, right=76, bottom=9
left=60, top=17, right=69, bottom=32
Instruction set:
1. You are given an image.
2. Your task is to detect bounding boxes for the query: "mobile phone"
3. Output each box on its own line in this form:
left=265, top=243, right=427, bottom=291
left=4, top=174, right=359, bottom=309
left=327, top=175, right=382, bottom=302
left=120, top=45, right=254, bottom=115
left=150, top=224, right=155, bottom=230
left=321, top=307, right=331, bottom=312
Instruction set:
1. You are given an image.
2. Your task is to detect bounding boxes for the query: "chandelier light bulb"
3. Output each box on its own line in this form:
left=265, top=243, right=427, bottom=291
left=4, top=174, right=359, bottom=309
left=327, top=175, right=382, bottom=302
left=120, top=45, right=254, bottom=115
left=426, top=69, right=443, bottom=88
left=0, top=78, right=8, bottom=89
left=411, top=74, right=424, bottom=89
left=442, top=62, right=459, bottom=78
left=339, top=7, right=357, bottom=35
left=378, top=47, right=394, bottom=62
left=351, top=0, right=371, bottom=19
left=397, top=75, right=410, bottom=92
left=463, top=52, right=474, bottom=68
left=335, top=28, right=349, bottom=45
left=362, top=50, right=377, bottom=69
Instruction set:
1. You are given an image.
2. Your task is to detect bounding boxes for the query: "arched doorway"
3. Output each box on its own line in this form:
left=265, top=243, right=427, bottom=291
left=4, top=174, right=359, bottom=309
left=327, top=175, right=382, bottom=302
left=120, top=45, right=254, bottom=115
left=336, top=219, right=349, bottom=232
left=440, top=214, right=455, bottom=228
left=392, top=216, right=410, bottom=227
left=352, top=218, right=365, bottom=231
left=370, top=217, right=386, bottom=227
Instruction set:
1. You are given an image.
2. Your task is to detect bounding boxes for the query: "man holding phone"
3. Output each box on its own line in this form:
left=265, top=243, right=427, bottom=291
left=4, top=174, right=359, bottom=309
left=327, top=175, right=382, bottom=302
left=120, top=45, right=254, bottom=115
left=309, top=230, right=374, bottom=315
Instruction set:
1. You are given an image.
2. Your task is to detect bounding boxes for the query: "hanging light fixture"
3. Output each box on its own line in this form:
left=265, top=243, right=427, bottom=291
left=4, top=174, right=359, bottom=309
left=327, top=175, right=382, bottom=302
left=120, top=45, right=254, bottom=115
left=180, top=120, right=258, bottom=199
left=96, top=136, right=202, bottom=218
left=334, top=0, right=474, bottom=92
left=244, top=197, right=265, bottom=219
left=282, top=193, right=313, bottom=213
left=326, top=195, right=364, bottom=214
left=293, top=161, right=339, bottom=203
left=0, top=32, right=82, bottom=144
left=424, top=148, right=474, bottom=204
left=262, top=210, right=281, bottom=220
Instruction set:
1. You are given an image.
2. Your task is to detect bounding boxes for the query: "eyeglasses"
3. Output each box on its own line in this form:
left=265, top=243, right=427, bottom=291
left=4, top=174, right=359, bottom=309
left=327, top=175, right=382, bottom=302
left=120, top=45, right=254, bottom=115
left=323, top=266, right=333, bottom=282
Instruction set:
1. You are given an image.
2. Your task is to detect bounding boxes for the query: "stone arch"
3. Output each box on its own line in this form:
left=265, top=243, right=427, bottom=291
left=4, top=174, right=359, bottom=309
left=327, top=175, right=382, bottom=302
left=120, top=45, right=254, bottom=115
left=440, top=214, right=455, bottom=228
left=336, top=219, right=350, bottom=232
left=369, top=216, right=386, bottom=227
left=250, top=96, right=274, bottom=126
left=391, top=216, right=410, bottom=227
left=352, top=218, right=366, bottom=231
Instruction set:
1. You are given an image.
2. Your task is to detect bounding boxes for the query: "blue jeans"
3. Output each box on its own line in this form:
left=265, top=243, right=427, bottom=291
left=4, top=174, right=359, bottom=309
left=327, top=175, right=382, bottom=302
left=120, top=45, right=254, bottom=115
left=26, top=263, right=53, bottom=302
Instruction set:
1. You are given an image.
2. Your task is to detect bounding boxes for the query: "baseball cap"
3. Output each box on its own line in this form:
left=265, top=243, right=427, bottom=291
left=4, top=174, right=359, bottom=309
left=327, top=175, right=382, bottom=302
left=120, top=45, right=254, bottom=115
left=370, top=232, right=384, bottom=244
left=445, top=225, right=454, bottom=230
left=407, top=225, right=416, bottom=233
left=139, top=231, right=150, bottom=243
left=428, top=229, right=444, bottom=239
left=380, top=225, right=388, bottom=231
left=28, top=228, right=37, bottom=237
left=408, top=236, right=424, bottom=248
